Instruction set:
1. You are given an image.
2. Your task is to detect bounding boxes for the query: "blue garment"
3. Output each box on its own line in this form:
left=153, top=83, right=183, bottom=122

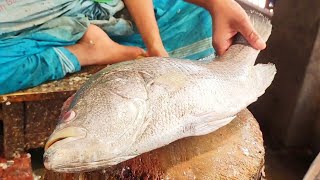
left=0, top=16, right=88, bottom=93
left=114, top=0, right=214, bottom=59
left=0, top=0, right=214, bottom=95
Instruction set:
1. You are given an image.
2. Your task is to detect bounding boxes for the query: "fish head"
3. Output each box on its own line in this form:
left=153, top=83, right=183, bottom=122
left=44, top=70, right=149, bottom=172
left=43, top=106, right=90, bottom=172
left=43, top=122, right=131, bottom=172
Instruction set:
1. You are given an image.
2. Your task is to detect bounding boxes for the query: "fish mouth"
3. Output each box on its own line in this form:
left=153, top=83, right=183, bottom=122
left=45, top=127, right=87, bottom=151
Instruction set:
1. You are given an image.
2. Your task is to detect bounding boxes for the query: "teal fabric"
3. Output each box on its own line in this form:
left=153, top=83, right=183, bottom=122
left=0, top=0, right=129, bottom=37
left=0, top=0, right=215, bottom=95
left=0, top=0, right=132, bottom=95
left=0, top=16, right=88, bottom=94
left=113, top=0, right=214, bottom=59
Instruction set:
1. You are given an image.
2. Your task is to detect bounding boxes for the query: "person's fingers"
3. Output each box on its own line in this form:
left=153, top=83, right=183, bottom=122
left=213, top=30, right=234, bottom=56
left=146, top=51, right=169, bottom=57
left=214, top=39, right=233, bottom=56
left=120, top=46, right=147, bottom=60
left=146, top=45, right=169, bottom=57
left=237, top=18, right=266, bottom=50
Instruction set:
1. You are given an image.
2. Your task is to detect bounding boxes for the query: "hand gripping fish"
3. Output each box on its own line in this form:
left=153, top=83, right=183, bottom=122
left=44, top=11, right=276, bottom=173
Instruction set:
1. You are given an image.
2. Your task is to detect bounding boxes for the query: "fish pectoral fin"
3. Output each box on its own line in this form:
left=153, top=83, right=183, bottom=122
left=148, top=72, right=188, bottom=91
left=183, top=113, right=236, bottom=137
left=192, top=116, right=236, bottom=136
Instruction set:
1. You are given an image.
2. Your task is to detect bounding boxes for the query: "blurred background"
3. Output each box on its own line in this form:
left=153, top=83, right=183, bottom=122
left=244, top=0, right=320, bottom=179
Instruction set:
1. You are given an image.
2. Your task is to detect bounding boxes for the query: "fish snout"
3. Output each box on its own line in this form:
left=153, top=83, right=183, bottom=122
left=43, top=154, right=52, bottom=170
left=45, top=127, right=87, bottom=151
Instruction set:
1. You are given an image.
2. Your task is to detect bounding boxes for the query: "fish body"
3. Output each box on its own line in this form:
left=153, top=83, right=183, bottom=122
left=44, top=11, right=275, bottom=172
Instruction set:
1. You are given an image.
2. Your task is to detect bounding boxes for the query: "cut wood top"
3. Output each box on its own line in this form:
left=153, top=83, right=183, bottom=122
left=0, top=66, right=105, bottom=103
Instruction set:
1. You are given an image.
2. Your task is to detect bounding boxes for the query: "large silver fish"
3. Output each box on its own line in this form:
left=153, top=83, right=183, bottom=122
left=44, top=11, right=275, bottom=173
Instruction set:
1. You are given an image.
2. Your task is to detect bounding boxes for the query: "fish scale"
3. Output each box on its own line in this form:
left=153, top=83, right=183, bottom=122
left=44, top=11, right=276, bottom=173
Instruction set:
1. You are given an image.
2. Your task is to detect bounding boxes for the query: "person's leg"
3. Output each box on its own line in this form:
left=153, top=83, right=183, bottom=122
left=0, top=16, right=144, bottom=95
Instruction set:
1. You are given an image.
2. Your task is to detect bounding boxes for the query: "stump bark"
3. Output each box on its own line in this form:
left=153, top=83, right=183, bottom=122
left=45, top=109, right=265, bottom=180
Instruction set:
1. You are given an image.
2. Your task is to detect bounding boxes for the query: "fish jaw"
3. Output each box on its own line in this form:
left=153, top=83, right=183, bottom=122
left=45, top=126, right=87, bottom=150
left=44, top=126, right=88, bottom=171
left=44, top=122, right=138, bottom=173
left=44, top=135, right=135, bottom=173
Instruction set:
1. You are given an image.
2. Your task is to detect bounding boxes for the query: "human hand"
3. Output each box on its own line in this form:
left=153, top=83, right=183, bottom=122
left=209, top=0, right=266, bottom=55
left=146, top=45, right=169, bottom=57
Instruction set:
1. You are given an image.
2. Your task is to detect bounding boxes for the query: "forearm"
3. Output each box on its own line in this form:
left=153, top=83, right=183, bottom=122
left=123, top=0, right=163, bottom=50
left=185, top=0, right=215, bottom=11
left=185, top=0, right=228, bottom=15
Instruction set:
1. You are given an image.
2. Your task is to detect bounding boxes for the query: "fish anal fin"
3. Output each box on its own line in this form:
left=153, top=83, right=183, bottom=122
left=182, top=113, right=236, bottom=137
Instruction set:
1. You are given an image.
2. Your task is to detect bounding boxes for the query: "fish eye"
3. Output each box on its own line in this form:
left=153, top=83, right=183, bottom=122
left=62, top=110, right=76, bottom=122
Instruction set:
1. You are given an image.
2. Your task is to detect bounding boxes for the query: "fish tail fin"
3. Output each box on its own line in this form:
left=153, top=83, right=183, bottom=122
left=212, top=11, right=273, bottom=74
left=248, top=10, right=273, bottom=42
left=234, top=10, right=272, bottom=45
left=252, top=63, right=277, bottom=97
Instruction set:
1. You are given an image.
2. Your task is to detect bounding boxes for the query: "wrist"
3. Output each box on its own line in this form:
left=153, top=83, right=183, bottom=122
left=147, top=45, right=169, bottom=57
left=147, top=42, right=165, bottom=53
left=144, top=35, right=164, bottom=50
left=206, top=0, right=233, bottom=16
left=185, top=0, right=220, bottom=12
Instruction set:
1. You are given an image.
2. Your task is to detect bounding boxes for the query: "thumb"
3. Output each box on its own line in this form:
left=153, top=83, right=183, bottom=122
left=238, top=19, right=266, bottom=50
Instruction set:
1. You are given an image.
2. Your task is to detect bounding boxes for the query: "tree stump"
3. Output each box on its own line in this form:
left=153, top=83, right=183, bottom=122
left=44, top=109, right=265, bottom=180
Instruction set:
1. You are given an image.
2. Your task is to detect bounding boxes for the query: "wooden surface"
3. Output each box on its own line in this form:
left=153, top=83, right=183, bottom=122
left=0, top=66, right=104, bottom=103
left=2, top=103, right=25, bottom=159
left=0, top=154, right=33, bottom=180
left=45, top=109, right=265, bottom=180
left=0, top=66, right=105, bottom=158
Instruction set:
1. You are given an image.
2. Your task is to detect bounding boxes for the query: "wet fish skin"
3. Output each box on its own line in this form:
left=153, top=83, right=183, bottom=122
left=44, top=11, right=275, bottom=173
